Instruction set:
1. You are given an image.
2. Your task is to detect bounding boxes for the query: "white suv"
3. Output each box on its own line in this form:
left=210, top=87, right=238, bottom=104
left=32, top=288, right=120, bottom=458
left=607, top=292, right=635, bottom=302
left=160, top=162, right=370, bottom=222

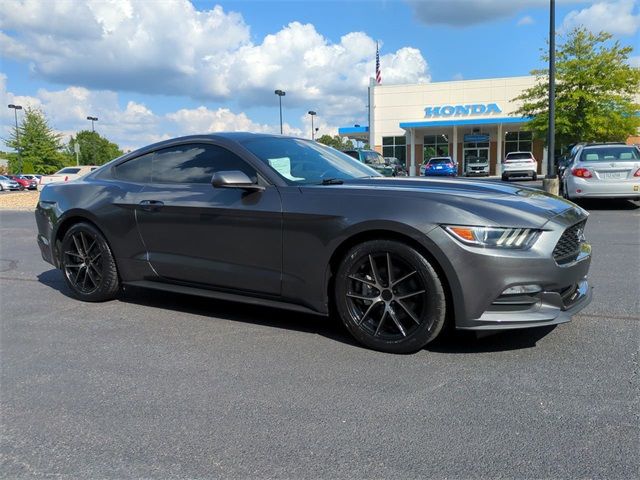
left=501, top=152, right=538, bottom=181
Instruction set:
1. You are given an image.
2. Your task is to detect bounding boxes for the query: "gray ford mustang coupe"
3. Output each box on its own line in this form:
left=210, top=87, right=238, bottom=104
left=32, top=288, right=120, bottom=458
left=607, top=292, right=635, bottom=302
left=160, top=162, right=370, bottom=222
left=36, top=133, right=592, bottom=353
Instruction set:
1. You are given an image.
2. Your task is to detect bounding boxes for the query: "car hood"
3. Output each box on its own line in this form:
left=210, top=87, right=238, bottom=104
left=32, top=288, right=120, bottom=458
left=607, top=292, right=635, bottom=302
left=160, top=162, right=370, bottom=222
left=339, top=177, right=579, bottom=226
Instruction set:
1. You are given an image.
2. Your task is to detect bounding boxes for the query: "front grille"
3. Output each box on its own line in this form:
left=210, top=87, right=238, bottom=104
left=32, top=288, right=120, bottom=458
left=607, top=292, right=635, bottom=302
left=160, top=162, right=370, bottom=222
left=553, top=220, right=586, bottom=265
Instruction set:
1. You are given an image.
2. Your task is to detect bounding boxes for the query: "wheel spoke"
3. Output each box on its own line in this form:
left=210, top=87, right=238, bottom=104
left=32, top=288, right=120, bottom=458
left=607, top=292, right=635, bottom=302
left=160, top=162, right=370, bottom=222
left=348, top=275, right=377, bottom=289
left=397, top=289, right=425, bottom=301
left=392, top=270, right=416, bottom=287
left=72, top=235, right=84, bottom=256
left=347, top=292, right=379, bottom=301
left=90, top=251, right=102, bottom=262
left=374, top=310, right=388, bottom=336
left=65, top=250, right=83, bottom=259
left=388, top=306, right=407, bottom=337
left=80, top=232, right=90, bottom=257
left=74, top=265, right=83, bottom=284
left=358, top=300, right=382, bottom=325
left=81, top=267, right=89, bottom=290
left=85, top=267, right=98, bottom=288
left=85, top=238, right=98, bottom=257
left=397, top=300, right=421, bottom=325
left=386, top=253, right=393, bottom=286
left=89, top=263, right=102, bottom=279
left=368, top=254, right=382, bottom=286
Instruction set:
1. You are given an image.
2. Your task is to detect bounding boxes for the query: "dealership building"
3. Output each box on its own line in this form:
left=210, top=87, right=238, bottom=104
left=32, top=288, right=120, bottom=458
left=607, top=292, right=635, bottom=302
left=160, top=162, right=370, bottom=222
left=338, top=75, right=639, bottom=176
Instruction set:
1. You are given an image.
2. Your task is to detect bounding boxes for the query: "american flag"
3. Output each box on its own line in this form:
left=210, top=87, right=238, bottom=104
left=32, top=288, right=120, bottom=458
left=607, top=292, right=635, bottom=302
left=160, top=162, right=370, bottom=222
left=375, top=42, right=381, bottom=84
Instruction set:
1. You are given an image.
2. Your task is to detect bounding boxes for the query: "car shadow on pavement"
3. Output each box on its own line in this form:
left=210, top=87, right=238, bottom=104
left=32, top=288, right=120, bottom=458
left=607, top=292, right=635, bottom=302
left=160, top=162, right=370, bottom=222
left=426, top=326, right=557, bottom=354
left=37, top=268, right=557, bottom=354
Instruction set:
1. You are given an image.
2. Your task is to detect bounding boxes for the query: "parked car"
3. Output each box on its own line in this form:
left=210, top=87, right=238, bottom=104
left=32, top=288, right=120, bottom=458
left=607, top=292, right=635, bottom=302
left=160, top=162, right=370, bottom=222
left=343, top=149, right=396, bottom=176
left=38, top=165, right=99, bottom=190
left=502, top=151, right=538, bottom=181
left=21, top=174, right=42, bottom=183
left=420, top=156, right=457, bottom=177
left=464, top=156, right=490, bottom=176
left=36, top=133, right=592, bottom=353
left=0, top=175, right=21, bottom=191
left=7, top=174, right=38, bottom=190
left=560, top=143, right=640, bottom=201
left=383, top=157, right=408, bottom=176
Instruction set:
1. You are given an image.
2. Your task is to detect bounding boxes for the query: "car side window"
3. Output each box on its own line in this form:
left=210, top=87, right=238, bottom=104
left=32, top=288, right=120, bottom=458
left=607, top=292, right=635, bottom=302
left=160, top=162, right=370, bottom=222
left=151, top=144, right=257, bottom=184
left=114, top=153, right=153, bottom=183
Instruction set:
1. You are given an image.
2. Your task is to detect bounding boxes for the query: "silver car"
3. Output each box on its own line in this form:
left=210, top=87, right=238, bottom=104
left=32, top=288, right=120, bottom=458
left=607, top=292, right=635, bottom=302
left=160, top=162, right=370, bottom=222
left=0, top=175, right=21, bottom=191
left=561, top=143, right=640, bottom=201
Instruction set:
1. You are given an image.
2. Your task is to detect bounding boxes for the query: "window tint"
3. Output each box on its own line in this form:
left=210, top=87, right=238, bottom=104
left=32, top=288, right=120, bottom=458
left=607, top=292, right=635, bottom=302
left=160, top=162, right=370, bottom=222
left=115, top=153, right=152, bottom=183
left=506, top=152, right=534, bottom=160
left=152, top=144, right=257, bottom=184
left=364, top=151, right=384, bottom=165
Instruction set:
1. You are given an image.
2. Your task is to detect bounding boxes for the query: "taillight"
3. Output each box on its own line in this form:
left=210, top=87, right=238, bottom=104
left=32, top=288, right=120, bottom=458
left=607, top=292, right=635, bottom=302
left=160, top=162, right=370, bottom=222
left=445, top=163, right=453, bottom=168
left=572, top=168, right=592, bottom=178
left=634, top=168, right=640, bottom=177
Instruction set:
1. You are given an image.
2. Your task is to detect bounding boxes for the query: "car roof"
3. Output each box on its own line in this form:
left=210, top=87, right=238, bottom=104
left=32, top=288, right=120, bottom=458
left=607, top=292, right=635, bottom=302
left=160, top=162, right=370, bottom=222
left=506, top=151, right=533, bottom=155
left=582, top=143, right=631, bottom=149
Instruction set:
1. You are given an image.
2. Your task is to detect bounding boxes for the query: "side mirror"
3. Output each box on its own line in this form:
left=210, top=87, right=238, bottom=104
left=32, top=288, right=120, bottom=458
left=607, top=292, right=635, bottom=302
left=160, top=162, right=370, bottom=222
left=211, top=171, right=265, bottom=192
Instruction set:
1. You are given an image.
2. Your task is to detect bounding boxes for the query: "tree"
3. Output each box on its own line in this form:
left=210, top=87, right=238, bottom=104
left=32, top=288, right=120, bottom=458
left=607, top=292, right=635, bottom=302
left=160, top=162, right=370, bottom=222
left=514, top=28, right=640, bottom=151
left=5, top=107, right=68, bottom=174
left=316, top=134, right=354, bottom=150
left=67, top=130, right=123, bottom=166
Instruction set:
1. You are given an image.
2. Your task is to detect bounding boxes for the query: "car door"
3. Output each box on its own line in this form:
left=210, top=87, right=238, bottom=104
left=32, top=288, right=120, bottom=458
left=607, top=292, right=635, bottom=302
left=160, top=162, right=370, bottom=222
left=135, top=142, right=283, bottom=296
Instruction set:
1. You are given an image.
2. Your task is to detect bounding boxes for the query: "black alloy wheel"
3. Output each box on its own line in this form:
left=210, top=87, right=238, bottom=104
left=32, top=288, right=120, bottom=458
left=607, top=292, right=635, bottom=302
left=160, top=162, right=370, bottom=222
left=335, top=240, right=446, bottom=353
left=61, top=222, right=120, bottom=301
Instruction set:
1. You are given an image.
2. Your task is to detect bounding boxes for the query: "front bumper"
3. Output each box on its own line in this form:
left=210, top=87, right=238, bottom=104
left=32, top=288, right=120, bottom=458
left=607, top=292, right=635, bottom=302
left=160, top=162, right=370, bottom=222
left=567, top=177, right=640, bottom=199
left=426, top=207, right=592, bottom=331
left=458, top=277, right=592, bottom=330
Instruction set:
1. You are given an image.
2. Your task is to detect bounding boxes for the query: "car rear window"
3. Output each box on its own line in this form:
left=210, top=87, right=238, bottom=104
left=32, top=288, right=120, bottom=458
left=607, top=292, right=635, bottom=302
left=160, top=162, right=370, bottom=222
left=428, top=158, right=451, bottom=164
left=57, top=168, right=82, bottom=174
left=505, top=153, right=534, bottom=161
left=580, top=147, right=640, bottom=162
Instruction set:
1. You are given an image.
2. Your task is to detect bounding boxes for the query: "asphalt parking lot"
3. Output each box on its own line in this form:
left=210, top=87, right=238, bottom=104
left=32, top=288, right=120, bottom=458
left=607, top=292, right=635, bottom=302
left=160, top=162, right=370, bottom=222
left=1, top=195, right=639, bottom=479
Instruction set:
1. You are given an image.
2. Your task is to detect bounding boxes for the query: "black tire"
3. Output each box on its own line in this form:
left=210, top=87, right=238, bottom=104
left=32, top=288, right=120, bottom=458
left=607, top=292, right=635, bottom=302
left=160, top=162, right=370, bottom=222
left=502, top=174, right=508, bottom=181
left=60, top=222, right=120, bottom=302
left=334, top=240, right=446, bottom=354
left=532, top=173, right=537, bottom=181
left=0, top=184, right=3, bottom=191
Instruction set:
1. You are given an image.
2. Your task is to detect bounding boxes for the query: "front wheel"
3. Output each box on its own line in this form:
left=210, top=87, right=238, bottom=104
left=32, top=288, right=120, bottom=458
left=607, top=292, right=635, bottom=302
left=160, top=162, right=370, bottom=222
left=532, top=173, right=537, bottom=181
left=60, top=222, right=120, bottom=302
left=334, top=240, right=447, bottom=353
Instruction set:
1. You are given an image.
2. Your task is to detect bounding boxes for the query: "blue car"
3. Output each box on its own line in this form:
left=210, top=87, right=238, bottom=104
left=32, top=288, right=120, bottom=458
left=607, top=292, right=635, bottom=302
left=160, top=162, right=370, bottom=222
left=420, top=156, right=458, bottom=177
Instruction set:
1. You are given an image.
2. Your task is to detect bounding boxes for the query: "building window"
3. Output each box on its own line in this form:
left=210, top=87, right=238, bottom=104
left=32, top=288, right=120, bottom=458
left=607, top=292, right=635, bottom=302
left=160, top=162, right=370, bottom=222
left=382, top=136, right=406, bottom=166
left=504, top=131, right=533, bottom=154
left=423, top=134, right=449, bottom=160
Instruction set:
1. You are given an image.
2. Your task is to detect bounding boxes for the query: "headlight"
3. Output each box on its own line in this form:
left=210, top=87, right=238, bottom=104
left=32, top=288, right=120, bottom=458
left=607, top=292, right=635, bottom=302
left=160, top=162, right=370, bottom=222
left=443, top=225, right=541, bottom=249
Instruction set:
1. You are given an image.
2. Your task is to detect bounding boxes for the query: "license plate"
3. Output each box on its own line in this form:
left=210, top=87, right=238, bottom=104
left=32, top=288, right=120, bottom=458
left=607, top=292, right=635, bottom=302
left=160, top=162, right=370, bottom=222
left=436, top=166, right=443, bottom=169
left=602, top=171, right=626, bottom=180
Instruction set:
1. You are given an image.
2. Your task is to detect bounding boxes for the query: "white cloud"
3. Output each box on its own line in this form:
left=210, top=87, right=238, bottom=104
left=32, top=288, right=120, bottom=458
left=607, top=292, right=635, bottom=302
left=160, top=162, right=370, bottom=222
left=517, top=16, right=535, bottom=26
left=561, top=0, right=640, bottom=36
left=0, top=0, right=430, bottom=128
left=629, top=55, right=640, bottom=67
left=0, top=75, right=303, bottom=152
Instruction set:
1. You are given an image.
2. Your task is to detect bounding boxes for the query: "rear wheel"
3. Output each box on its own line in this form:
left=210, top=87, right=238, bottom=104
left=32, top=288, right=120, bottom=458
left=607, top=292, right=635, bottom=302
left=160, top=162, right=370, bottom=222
left=532, top=173, right=537, bottom=181
left=60, top=222, right=120, bottom=302
left=502, top=174, right=509, bottom=181
left=334, top=240, right=446, bottom=353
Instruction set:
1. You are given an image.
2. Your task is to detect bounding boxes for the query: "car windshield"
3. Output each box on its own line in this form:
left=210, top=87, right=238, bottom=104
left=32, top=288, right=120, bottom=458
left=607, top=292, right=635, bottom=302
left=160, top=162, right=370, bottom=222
left=242, top=137, right=381, bottom=185
left=506, top=153, right=533, bottom=161
left=0, top=175, right=8, bottom=180
left=428, top=158, right=450, bottom=165
left=57, top=167, right=81, bottom=174
left=468, top=157, right=486, bottom=164
left=580, top=147, right=640, bottom=162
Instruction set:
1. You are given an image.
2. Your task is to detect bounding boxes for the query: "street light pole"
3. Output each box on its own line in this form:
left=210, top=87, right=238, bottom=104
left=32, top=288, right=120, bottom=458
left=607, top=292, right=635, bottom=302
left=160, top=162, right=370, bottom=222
left=543, top=0, right=559, bottom=194
left=308, top=111, right=316, bottom=140
left=8, top=104, right=23, bottom=173
left=274, top=90, right=285, bottom=134
left=86, top=116, right=98, bottom=132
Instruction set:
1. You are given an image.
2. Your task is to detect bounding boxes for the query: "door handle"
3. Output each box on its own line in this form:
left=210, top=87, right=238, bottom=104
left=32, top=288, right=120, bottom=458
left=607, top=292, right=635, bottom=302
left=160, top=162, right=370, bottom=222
left=139, top=200, right=164, bottom=212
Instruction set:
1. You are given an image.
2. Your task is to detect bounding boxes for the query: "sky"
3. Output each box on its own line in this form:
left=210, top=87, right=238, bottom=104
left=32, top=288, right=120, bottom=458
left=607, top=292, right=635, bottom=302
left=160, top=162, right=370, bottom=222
left=1, top=0, right=639, bottom=152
